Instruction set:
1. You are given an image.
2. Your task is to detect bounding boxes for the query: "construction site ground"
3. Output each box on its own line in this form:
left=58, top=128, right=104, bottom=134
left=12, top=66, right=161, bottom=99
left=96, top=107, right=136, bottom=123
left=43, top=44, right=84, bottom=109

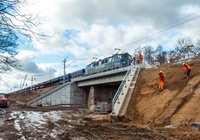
left=126, top=59, right=200, bottom=127
left=0, top=107, right=200, bottom=140
left=3, top=58, right=200, bottom=139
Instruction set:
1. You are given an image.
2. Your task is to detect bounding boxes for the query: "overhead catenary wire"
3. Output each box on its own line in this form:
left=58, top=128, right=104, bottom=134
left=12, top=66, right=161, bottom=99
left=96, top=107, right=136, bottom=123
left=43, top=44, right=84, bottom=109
left=118, top=14, right=200, bottom=48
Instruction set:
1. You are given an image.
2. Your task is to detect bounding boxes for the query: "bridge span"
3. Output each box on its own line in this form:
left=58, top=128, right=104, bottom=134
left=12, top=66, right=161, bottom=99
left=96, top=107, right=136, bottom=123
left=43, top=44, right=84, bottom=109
left=27, top=65, right=142, bottom=114
left=72, top=66, right=129, bottom=87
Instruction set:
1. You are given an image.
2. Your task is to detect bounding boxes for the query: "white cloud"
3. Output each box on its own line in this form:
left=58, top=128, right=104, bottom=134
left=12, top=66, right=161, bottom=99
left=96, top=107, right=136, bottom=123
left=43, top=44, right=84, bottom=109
left=179, top=4, right=200, bottom=16
left=28, top=0, right=200, bottom=56
left=19, top=1, right=200, bottom=59
left=1, top=0, right=200, bottom=93
left=16, top=50, right=36, bottom=60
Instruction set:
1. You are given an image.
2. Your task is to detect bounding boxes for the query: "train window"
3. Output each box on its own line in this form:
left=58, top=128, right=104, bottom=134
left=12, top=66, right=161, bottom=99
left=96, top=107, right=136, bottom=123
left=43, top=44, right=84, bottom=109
left=89, top=64, right=94, bottom=68
left=105, top=59, right=108, bottom=63
left=114, top=54, right=121, bottom=59
left=99, top=60, right=102, bottom=65
left=102, top=58, right=108, bottom=64
left=93, top=62, right=99, bottom=66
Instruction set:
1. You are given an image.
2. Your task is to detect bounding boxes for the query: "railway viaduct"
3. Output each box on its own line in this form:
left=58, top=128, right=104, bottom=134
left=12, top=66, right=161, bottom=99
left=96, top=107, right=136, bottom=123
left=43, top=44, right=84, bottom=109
left=27, top=66, right=130, bottom=112
left=27, top=63, right=155, bottom=115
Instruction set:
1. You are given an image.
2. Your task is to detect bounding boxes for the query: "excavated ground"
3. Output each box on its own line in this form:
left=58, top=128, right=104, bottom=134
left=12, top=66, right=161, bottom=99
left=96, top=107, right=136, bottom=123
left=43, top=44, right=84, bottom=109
left=126, top=59, right=200, bottom=128
left=1, top=107, right=200, bottom=139
left=8, top=85, right=57, bottom=107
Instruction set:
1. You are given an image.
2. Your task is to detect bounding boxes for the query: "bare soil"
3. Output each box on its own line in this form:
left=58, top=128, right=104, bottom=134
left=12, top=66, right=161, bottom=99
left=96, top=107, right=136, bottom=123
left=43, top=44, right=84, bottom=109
left=126, top=60, right=200, bottom=127
left=1, top=107, right=200, bottom=140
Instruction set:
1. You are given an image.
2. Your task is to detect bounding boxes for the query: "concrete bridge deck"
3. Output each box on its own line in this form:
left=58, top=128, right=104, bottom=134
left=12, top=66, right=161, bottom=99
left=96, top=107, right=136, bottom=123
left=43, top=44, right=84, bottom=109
left=72, top=67, right=130, bottom=87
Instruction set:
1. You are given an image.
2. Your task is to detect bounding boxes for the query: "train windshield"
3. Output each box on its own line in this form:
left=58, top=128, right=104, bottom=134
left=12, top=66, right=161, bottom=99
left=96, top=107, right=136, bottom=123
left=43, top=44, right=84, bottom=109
left=113, top=54, right=122, bottom=60
left=122, top=53, right=131, bottom=60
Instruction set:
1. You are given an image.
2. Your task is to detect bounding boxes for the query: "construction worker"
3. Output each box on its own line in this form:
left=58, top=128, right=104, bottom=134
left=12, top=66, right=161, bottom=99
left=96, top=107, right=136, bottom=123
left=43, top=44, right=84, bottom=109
left=159, top=71, right=165, bottom=91
left=183, top=63, right=191, bottom=80
left=139, top=52, right=143, bottom=64
left=132, top=55, right=136, bottom=65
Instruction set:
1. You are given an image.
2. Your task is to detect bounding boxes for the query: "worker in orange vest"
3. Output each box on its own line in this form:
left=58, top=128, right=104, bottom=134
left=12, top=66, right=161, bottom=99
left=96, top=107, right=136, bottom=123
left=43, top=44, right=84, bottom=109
left=159, top=71, right=165, bottom=91
left=139, top=52, right=143, bottom=64
left=183, top=63, right=191, bottom=80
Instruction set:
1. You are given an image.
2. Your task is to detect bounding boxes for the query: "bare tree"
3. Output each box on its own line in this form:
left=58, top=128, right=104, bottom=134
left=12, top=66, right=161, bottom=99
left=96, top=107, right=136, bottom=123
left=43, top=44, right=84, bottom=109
left=176, top=37, right=194, bottom=60
left=194, top=39, right=200, bottom=57
left=143, top=45, right=155, bottom=64
left=155, top=45, right=167, bottom=65
left=168, top=49, right=181, bottom=63
left=0, top=0, right=41, bottom=73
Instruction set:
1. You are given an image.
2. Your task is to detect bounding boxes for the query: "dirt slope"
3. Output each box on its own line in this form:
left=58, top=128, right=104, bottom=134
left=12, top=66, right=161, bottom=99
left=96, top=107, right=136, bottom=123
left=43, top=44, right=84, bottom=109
left=8, top=86, right=57, bottom=106
left=126, top=59, right=200, bottom=127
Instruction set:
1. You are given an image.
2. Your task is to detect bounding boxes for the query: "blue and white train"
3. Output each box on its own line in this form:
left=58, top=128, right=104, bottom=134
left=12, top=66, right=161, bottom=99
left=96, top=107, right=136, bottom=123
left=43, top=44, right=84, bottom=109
left=13, top=52, right=132, bottom=93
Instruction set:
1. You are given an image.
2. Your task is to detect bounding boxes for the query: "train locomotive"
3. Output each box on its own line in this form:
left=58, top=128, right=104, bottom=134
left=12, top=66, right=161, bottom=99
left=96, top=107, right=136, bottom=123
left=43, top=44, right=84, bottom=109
left=85, top=52, right=132, bottom=75
left=13, top=52, right=132, bottom=93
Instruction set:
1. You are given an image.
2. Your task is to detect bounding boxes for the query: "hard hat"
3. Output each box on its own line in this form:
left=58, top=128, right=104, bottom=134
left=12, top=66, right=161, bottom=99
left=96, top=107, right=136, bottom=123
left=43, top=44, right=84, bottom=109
left=159, top=71, right=162, bottom=73
left=182, top=63, right=185, bottom=65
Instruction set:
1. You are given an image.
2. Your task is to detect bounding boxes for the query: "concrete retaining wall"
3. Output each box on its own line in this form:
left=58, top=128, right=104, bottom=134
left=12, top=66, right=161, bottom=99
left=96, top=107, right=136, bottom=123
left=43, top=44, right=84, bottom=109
left=28, top=83, right=86, bottom=107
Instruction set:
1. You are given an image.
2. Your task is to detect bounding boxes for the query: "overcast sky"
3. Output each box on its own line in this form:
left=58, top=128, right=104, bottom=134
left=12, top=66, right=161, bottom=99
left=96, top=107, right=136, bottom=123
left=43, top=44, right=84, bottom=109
left=1, top=0, right=200, bottom=93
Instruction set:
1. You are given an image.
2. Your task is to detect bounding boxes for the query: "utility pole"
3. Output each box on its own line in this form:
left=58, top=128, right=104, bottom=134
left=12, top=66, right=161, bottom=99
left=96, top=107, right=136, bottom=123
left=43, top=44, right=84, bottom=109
left=63, top=58, right=67, bottom=84
left=31, top=77, right=34, bottom=91
left=22, top=74, right=27, bottom=89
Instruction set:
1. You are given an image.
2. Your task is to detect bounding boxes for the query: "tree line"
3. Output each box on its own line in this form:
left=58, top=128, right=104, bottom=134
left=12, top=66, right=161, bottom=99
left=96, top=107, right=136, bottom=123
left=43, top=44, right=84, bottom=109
left=143, top=37, right=200, bottom=65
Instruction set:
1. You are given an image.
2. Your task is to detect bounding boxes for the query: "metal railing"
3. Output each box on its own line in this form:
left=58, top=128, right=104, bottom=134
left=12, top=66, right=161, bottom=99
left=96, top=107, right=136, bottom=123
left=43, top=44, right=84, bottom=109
left=111, top=63, right=142, bottom=116
left=112, top=64, right=134, bottom=111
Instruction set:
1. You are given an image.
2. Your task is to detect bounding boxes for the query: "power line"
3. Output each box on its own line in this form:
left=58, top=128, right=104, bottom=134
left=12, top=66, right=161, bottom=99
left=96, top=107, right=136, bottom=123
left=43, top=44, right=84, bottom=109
left=120, top=14, right=200, bottom=48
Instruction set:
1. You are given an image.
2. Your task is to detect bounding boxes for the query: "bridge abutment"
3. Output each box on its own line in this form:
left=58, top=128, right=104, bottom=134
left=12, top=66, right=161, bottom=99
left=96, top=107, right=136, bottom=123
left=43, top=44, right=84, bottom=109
left=28, top=83, right=87, bottom=107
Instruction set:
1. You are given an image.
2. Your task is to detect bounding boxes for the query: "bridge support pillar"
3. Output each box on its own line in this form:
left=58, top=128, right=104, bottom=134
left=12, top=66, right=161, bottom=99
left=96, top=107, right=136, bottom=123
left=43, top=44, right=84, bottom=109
left=88, top=86, right=95, bottom=111
left=87, top=86, right=118, bottom=113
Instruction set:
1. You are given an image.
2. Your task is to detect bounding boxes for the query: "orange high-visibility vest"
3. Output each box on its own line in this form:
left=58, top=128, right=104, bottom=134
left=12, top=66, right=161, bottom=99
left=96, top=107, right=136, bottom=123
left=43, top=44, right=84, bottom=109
left=159, top=73, right=165, bottom=82
left=184, top=64, right=191, bottom=71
